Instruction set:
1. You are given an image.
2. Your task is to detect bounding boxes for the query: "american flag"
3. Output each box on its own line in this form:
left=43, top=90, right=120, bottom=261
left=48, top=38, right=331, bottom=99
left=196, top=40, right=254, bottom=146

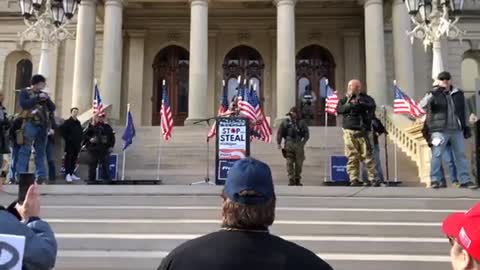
left=93, top=83, right=105, bottom=116
left=160, top=84, right=174, bottom=141
left=393, top=85, right=425, bottom=117
left=207, top=85, right=229, bottom=141
left=250, top=86, right=272, bottom=143
left=238, top=85, right=257, bottom=122
left=325, top=85, right=339, bottom=115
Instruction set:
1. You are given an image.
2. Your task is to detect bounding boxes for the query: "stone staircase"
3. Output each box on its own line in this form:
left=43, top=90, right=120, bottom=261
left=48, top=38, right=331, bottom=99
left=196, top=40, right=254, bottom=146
left=110, top=126, right=421, bottom=186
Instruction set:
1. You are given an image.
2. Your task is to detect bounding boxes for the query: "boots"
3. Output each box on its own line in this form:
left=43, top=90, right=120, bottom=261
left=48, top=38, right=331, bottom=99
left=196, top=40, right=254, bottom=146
left=294, top=178, right=303, bottom=186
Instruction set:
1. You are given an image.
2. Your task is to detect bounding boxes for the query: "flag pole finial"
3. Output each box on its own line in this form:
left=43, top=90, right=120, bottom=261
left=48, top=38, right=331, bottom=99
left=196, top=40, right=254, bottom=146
left=162, top=80, right=166, bottom=86
left=393, top=80, right=397, bottom=86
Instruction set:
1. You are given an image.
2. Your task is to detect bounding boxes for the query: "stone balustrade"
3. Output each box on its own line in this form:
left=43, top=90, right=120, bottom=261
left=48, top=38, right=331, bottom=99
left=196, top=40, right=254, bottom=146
left=378, top=106, right=431, bottom=185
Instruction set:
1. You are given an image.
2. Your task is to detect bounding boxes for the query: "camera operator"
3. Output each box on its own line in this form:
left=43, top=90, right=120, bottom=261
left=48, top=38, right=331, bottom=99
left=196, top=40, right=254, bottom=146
left=336, top=79, right=379, bottom=186
left=17, top=75, right=56, bottom=184
left=0, top=182, right=57, bottom=269
left=301, top=85, right=316, bottom=125
left=277, top=107, right=310, bottom=186
left=83, top=113, right=115, bottom=184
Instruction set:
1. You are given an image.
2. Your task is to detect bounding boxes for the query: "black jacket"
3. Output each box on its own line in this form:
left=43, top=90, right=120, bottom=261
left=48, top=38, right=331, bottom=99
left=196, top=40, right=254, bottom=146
left=60, top=117, right=83, bottom=147
left=0, top=105, right=10, bottom=153
left=336, top=93, right=375, bottom=131
left=425, top=87, right=467, bottom=133
left=84, top=122, right=115, bottom=151
left=9, top=117, right=23, bottom=147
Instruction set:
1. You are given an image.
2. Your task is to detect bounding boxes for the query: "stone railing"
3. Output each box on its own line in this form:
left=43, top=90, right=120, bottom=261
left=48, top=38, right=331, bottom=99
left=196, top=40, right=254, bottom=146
left=377, top=106, right=431, bottom=185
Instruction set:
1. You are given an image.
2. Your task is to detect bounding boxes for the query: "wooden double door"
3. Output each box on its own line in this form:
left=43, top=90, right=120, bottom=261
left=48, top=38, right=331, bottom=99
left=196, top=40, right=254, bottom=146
left=223, top=45, right=264, bottom=104
left=152, top=46, right=189, bottom=126
left=296, top=45, right=336, bottom=126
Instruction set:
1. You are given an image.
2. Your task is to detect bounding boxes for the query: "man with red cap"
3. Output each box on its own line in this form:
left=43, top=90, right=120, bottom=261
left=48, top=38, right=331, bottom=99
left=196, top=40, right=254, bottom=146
left=443, top=202, right=480, bottom=270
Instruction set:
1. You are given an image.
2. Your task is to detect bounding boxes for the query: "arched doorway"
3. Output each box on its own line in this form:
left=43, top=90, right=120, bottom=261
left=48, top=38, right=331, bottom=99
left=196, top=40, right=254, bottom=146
left=152, top=45, right=189, bottom=126
left=15, top=59, right=32, bottom=112
left=223, top=45, right=264, bottom=103
left=296, top=45, right=336, bottom=126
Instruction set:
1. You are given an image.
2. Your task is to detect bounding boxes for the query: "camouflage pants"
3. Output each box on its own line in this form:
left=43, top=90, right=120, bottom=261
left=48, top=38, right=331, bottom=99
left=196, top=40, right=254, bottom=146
left=343, top=129, right=376, bottom=182
left=285, top=140, right=305, bottom=184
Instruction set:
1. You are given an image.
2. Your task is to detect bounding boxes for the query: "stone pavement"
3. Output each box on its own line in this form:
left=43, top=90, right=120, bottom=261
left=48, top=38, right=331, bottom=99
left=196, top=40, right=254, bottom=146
left=1, top=186, right=478, bottom=270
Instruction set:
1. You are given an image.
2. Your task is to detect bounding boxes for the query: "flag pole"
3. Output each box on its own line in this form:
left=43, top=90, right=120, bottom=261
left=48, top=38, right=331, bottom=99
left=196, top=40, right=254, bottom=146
left=393, top=80, right=398, bottom=183
left=121, top=104, right=130, bottom=181
left=382, top=105, right=390, bottom=185
left=157, top=80, right=165, bottom=181
left=323, top=79, right=329, bottom=182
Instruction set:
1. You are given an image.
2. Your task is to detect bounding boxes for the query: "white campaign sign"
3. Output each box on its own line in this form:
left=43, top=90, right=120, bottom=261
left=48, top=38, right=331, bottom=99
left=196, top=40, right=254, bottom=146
left=218, top=119, right=247, bottom=160
left=0, top=234, right=25, bottom=270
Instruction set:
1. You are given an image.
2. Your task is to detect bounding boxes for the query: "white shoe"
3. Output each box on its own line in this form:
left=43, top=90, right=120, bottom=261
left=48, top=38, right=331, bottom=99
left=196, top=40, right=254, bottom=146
left=71, top=174, right=81, bottom=181
left=65, top=174, right=73, bottom=183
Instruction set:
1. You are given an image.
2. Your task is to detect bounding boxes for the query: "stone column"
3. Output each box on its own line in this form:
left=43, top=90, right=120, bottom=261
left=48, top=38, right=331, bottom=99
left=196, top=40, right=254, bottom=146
left=364, top=0, right=387, bottom=105
left=274, top=0, right=296, bottom=126
left=72, top=0, right=96, bottom=113
left=392, top=0, right=415, bottom=97
left=185, top=0, right=208, bottom=125
left=343, top=31, right=362, bottom=82
left=100, top=0, right=124, bottom=119
left=127, top=31, right=145, bottom=125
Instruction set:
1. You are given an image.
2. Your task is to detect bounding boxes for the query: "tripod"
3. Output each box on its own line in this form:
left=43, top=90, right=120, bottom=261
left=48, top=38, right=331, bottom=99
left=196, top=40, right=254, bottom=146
left=191, top=117, right=217, bottom=185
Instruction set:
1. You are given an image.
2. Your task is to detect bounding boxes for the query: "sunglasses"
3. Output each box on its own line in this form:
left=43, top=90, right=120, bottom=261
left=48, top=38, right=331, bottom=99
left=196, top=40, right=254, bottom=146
left=439, top=78, right=451, bottom=81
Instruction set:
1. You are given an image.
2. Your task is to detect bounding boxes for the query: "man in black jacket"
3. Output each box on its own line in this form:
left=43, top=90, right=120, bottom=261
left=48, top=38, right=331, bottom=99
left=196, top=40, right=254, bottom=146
left=83, top=113, right=115, bottom=184
left=420, top=71, right=477, bottom=189
left=158, top=158, right=333, bottom=270
left=337, top=79, right=379, bottom=186
left=60, top=108, right=83, bottom=183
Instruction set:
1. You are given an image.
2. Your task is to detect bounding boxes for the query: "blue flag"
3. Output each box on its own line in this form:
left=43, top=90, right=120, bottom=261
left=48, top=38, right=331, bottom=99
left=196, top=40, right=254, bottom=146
left=122, top=109, right=136, bottom=150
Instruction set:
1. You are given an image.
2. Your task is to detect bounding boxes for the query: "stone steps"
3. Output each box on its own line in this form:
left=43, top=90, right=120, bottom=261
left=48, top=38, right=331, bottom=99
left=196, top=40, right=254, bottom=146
left=104, top=126, right=421, bottom=186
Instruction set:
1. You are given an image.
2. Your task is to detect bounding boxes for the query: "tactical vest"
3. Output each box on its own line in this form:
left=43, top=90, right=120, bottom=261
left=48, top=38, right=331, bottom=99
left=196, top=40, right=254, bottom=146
left=283, top=119, right=305, bottom=140
left=19, top=89, right=50, bottom=126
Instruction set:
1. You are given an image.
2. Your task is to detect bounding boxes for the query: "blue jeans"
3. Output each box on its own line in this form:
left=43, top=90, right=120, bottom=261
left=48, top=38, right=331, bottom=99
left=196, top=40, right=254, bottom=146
left=431, top=130, right=470, bottom=184
left=441, top=143, right=457, bottom=182
left=361, top=144, right=385, bottom=182
left=8, top=146, right=19, bottom=181
left=46, top=140, right=56, bottom=181
left=17, top=122, right=48, bottom=179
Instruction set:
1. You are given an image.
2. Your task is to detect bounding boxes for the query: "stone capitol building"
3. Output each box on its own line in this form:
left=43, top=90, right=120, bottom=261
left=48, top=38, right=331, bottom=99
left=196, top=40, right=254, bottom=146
left=0, top=0, right=479, bottom=126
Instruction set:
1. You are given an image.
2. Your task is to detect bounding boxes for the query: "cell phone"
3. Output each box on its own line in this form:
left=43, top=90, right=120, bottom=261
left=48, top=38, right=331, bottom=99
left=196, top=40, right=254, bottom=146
left=18, top=173, right=35, bottom=204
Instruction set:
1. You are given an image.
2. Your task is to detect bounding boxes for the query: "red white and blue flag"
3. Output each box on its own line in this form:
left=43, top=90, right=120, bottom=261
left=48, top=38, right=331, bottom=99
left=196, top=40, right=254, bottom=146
left=160, top=84, right=174, bottom=141
left=250, top=86, right=272, bottom=143
left=93, top=83, right=105, bottom=116
left=393, top=85, right=424, bottom=117
left=238, top=85, right=257, bottom=122
left=325, top=85, right=339, bottom=115
left=207, top=84, right=229, bottom=140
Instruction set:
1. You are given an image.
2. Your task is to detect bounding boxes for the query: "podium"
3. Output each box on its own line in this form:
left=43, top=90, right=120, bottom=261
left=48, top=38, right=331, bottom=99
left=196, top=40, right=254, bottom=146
left=215, top=117, right=250, bottom=185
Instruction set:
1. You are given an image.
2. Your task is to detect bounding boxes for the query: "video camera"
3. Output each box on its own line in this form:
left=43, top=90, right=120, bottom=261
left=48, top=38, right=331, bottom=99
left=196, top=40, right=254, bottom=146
left=302, top=94, right=314, bottom=105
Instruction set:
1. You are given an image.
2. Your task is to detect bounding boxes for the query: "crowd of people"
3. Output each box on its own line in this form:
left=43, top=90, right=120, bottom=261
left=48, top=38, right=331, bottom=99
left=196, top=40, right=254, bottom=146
left=295, top=72, right=478, bottom=189
left=1, top=157, right=479, bottom=270
left=0, top=74, right=116, bottom=186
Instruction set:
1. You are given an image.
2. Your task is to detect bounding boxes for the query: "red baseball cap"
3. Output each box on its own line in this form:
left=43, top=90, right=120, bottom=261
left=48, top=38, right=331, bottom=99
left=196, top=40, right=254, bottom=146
left=442, top=202, right=480, bottom=260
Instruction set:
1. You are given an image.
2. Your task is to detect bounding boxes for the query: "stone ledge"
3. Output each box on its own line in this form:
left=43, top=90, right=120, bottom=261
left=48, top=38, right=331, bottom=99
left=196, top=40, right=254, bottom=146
left=2, top=185, right=478, bottom=198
